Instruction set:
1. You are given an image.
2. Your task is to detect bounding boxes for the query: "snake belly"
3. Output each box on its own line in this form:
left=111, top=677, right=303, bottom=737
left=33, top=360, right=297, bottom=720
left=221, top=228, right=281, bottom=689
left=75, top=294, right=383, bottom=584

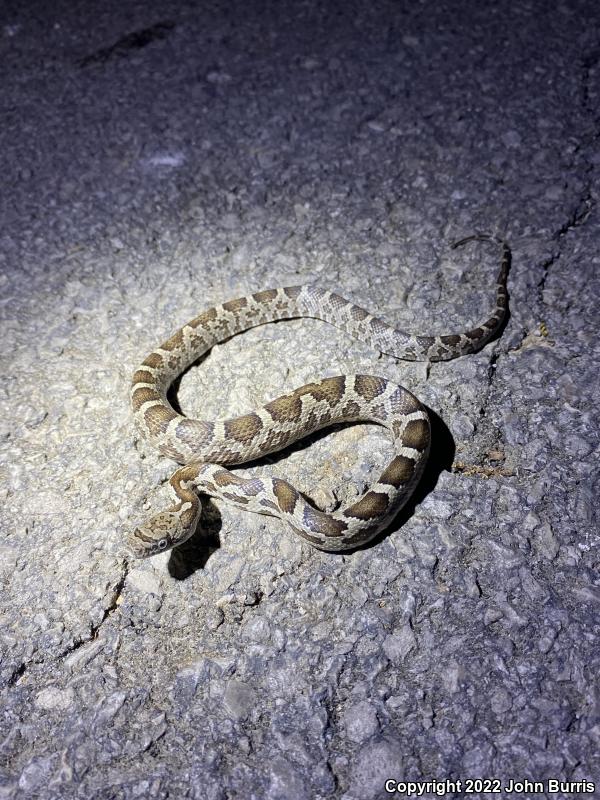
left=128, top=234, right=510, bottom=558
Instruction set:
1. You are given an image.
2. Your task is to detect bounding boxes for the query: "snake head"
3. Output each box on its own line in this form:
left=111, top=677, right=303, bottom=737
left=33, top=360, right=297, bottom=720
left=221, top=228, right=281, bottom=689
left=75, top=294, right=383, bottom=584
left=126, top=506, right=198, bottom=559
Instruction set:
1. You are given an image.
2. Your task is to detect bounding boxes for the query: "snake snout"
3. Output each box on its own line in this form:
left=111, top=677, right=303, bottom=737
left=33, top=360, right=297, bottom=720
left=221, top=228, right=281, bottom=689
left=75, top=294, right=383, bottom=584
left=125, top=526, right=165, bottom=559
left=126, top=509, right=195, bottom=558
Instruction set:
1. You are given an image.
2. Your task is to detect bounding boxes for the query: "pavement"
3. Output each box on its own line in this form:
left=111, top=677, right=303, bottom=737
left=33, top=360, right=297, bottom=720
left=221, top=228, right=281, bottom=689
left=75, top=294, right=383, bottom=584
left=1, top=1, right=599, bottom=798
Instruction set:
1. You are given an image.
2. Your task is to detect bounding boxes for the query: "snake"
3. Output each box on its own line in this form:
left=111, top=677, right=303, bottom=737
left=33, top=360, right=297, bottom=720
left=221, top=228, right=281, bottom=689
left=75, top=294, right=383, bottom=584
left=127, top=233, right=510, bottom=558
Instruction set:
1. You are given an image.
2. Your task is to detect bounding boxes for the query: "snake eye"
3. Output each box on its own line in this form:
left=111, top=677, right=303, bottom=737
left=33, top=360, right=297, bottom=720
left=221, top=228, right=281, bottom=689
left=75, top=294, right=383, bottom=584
left=158, top=538, right=168, bottom=550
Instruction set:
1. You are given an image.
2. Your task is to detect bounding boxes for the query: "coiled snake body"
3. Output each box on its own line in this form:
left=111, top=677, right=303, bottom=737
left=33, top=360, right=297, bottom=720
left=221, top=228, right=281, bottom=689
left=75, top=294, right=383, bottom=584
left=128, top=234, right=510, bottom=558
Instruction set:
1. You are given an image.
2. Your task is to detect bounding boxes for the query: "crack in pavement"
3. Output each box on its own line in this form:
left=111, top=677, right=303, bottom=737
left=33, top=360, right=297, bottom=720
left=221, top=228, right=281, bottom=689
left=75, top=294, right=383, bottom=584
left=3, top=561, right=128, bottom=689
left=59, top=561, right=129, bottom=660
left=534, top=48, right=600, bottom=303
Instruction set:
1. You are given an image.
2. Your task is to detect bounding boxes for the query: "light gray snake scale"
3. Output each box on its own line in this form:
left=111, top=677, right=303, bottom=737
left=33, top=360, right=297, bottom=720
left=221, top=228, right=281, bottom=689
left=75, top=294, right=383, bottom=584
left=128, top=234, right=510, bottom=558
